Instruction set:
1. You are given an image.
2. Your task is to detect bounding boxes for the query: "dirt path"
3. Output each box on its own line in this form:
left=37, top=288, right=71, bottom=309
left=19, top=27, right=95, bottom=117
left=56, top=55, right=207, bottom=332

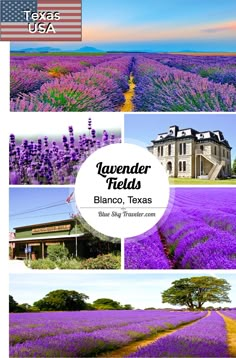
left=120, top=74, right=135, bottom=112
left=100, top=311, right=211, bottom=358
left=158, top=229, right=174, bottom=269
left=217, top=311, right=236, bottom=357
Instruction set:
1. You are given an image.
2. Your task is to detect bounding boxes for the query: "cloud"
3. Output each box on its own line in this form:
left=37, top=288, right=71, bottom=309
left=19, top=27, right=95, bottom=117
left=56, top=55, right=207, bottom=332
left=82, top=20, right=236, bottom=42
left=202, top=21, right=236, bottom=33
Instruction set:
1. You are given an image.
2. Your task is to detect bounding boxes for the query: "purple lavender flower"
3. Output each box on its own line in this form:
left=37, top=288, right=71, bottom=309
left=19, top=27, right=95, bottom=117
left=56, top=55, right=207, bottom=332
left=9, top=118, right=121, bottom=185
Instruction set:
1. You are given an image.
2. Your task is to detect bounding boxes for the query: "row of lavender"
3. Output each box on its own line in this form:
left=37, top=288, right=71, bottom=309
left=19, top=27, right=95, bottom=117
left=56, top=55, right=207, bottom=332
left=129, top=311, right=229, bottom=357
left=10, top=54, right=125, bottom=96
left=10, top=54, right=133, bottom=111
left=9, top=118, right=121, bottom=184
left=125, top=227, right=171, bottom=269
left=10, top=310, right=205, bottom=357
left=132, top=56, right=236, bottom=111
left=125, top=188, right=236, bottom=269
left=145, top=53, right=236, bottom=86
left=10, top=53, right=236, bottom=111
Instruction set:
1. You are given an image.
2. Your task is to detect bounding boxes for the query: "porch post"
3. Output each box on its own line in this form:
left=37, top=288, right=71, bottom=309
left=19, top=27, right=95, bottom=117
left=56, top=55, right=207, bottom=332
left=42, top=242, right=45, bottom=259
left=75, top=237, right=78, bottom=257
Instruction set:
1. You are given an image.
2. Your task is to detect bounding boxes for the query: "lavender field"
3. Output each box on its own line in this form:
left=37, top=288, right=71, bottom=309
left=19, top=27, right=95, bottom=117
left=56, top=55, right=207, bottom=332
left=10, top=53, right=236, bottom=112
left=9, top=118, right=121, bottom=184
left=9, top=309, right=235, bottom=357
left=128, top=311, right=230, bottom=358
left=125, top=188, right=236, bottom=269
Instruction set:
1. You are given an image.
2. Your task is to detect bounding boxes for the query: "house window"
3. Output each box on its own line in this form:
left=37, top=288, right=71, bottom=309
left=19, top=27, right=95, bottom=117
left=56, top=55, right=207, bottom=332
left=168, top=144, right=171, bottom=156
left=200, top=145, right=204, bottom=152
left=161, top=146, right=164, bottom=156
left=214, top=146, right=217, bottom=156
left=179, top=143, right=182, bottom=155
left=179, top=161, right=182, bottom=172
left=183, top=143, right=186, bottom=155
left=158, top=146, right=160, bottom=156
left=223, top=149, right=225, bottom=157
left=183, top=161, right=186, bottom=172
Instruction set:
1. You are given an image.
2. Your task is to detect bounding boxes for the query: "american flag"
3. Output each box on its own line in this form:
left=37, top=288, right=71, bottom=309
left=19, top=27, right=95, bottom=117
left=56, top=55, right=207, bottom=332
left=0, top=0, right=82, bottom=41
left=66, top=191, right=74, bottom=204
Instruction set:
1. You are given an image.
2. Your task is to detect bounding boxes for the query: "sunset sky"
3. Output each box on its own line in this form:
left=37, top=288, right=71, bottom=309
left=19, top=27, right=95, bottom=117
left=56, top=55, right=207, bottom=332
left=11, top=0, right=236, bottom=52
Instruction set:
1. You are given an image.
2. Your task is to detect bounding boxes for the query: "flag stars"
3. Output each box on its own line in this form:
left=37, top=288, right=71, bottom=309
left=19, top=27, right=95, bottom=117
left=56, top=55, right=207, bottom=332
left=0, top=0, right=37, bottom=22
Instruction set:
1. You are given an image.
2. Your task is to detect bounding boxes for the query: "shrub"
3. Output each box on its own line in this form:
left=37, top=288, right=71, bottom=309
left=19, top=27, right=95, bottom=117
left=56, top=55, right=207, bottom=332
left=58, top=254, right=121, bottom=270
left=58, top=259, right=82, bottom=269
left=25, top=259, right=56, bottom=270
left=79, top=254, right=121, bottom=270
left=47, top=244, right=69, bottom=262
left=25, top=253, right=121, bottom=270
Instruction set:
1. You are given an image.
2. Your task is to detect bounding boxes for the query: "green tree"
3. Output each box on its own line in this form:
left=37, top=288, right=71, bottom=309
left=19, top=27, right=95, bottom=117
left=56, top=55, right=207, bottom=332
left=86, top=303, right=97, bottom=311
left=33, top=290, right=89, bottom=311
left=9, top=295, right=18, bottom=312
left=162, top=276, right=231, bottom=310
left=93, top=298, right=123, bottom=310
left=122, top=304, right=134, bottom=310
left=232, top=158, right=236, bottom=175
left=47, top=245, right=69, bottom=262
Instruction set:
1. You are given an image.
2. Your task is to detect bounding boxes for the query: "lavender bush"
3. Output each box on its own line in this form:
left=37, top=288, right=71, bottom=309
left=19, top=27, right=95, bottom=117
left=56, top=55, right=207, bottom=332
left=10, top=53, right=236, bottom=112
left=125, top=228, right=171, bottom=269
left=10, top=54, right=132, bottom=111
left=125, top=188, right=236, bottom=269
left=132, top=56, right=236, bottom=111
left=9, top=118, right=121, bottom=184
left=10, top=310, right=205, bottom=357
left=128, top=311, right=229, bottom=357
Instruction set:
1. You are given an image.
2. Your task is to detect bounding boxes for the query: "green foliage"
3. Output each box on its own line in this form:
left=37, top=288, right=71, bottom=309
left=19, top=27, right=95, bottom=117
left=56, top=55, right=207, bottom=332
left=162, top=276, right=231, bottom=310
left=79, top=61, right=91, bottom=67
left=123, top=304, right=134, bottom=310
left=9, top=296, right=36, bottom=313
left=78, top=254, right=121, bottom=269
left=33, top=289, right=89, bottom=311
left=17, top=303, right=29, bottom=312
left=57, top=259, right=81, bottom=269
left=47, top=244, right=69, bottom=262
left=86, top=303, right=97, bottom=311
left=26, top=254, right=120, bottom=270
left=25, top=258, right=56, bottom=269
left=199, top=68, right=218, bottom=78
left=232, top=158, right=236, bottom=174
left=93, top=298, right=123, bottom=310
left=9, top=295, right=18, bottom=312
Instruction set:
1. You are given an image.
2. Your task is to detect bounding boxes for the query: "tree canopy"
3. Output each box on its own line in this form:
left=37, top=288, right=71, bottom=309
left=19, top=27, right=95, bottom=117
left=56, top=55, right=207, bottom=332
left=93, top=298, right=123, bottom=310
left=93, top=298, right=134, bottom=310
left=232, top=158, right=236, bottom=175
left=9, top=295, right=18, bottom=313
left=162, top=276, right=231, bottom=310
left=34, top=290, right=89, bottom=311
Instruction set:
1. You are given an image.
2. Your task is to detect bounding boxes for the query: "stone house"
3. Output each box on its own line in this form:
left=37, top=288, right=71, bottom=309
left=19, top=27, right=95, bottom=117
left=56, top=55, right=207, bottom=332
left=148, top=125, right=231, bottom=179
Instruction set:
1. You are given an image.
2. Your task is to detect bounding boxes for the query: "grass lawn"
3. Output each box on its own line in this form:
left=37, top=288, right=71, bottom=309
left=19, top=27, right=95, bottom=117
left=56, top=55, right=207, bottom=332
left=169, top=178, right=236, bottom=185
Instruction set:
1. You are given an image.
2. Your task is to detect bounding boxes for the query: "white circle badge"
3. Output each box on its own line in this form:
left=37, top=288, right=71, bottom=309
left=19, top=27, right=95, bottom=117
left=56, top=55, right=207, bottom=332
left=75, top=143, right=170, bottom=238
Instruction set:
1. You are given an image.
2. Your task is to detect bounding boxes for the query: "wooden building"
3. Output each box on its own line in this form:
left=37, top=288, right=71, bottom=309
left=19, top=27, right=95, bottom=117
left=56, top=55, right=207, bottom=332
left=9, top=218, right=119, bottom=260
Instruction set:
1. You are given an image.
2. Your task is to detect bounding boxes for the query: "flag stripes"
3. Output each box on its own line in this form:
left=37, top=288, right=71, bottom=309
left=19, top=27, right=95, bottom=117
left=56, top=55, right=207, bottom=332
left=0, top=0, right=82, bottom=41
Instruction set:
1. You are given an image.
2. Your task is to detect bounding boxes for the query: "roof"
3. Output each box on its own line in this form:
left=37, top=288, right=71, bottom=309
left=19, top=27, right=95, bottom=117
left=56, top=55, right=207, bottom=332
left=9, top=233, right=86, bottom=243
left=151, top=125, right=231, bottom=149
left=14, top=218, right=76, bottom=231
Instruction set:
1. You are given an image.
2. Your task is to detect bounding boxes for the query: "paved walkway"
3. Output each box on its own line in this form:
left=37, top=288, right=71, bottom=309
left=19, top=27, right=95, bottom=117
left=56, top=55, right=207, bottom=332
left=9, top=260, right=31, bottom=273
